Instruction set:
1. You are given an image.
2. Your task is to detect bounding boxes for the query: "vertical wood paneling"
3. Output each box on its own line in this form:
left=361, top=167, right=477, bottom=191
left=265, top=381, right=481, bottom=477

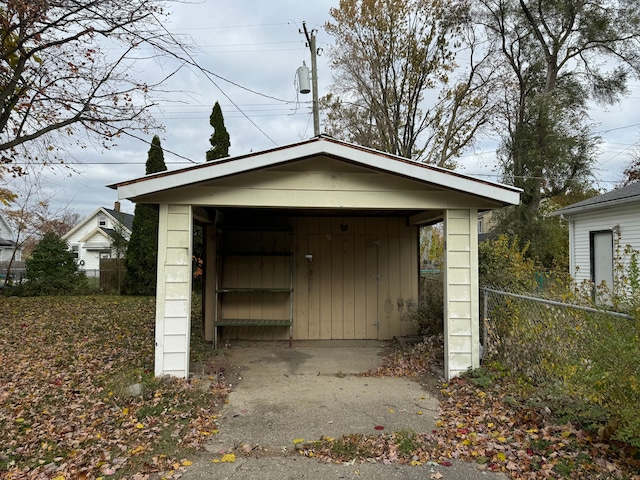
left=342, top=234, right=356, bottom=339
left=377, top=219, right=391, bottom=340
left=354, top=234, right=367, bottom=338
left=204, top=224, right=216, bottom=342
left=331, top=235, right=342, bottom=338
left=214, top=215, right=419, bottom=343
left=399, top=225, right=418, bottom=336
left=307, top=232, right=321, bottom=339
left=388, top=225, right=402, bottom=338
left=319, top=233, right=333, bottom=339
left=366, top=235, right=379, bottom=339
left=353, top=217, right=366, bottom=235
left=293, top=218, right=309, bottom=339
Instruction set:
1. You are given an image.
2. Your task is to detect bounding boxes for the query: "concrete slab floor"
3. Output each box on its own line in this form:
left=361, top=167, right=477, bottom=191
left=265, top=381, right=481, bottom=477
left=180, top=341, right=506, bottom=480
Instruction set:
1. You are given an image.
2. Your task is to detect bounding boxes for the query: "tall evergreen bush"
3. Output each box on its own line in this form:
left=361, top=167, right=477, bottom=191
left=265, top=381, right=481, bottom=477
left=123, top=135, right=167, bottom=295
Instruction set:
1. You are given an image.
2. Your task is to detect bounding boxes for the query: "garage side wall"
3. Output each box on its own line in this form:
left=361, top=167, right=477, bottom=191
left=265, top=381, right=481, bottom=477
left=155, top=204, right=193, bottom=378
left=444, top=209, right=479, bottom=380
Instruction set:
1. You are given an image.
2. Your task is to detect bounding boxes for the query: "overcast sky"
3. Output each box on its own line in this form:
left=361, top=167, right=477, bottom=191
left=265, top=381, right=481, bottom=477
left=10, top=0, right=640, bottom=218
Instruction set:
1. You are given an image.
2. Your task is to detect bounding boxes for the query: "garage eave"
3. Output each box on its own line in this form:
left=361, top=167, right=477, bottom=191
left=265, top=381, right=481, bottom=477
left=111, top=136, right=521, bottom=206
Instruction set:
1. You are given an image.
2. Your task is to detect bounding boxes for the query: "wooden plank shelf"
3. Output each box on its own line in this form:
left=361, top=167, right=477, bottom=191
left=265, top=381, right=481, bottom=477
left=216, top=288, right=292, bottom=293
left=218, top=251, right=292, bottom=257
left=215, top=318, right=293, bottom=327
left=214, top=224, right=294, bottom=347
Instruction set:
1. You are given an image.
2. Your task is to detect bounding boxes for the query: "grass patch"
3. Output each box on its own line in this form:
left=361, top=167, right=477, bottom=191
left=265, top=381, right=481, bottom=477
left=0, top=295, right=229, bottom=479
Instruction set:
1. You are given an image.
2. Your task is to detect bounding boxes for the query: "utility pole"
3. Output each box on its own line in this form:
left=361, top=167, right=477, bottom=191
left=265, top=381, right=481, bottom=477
left=301, top=21, right=320, bottom=136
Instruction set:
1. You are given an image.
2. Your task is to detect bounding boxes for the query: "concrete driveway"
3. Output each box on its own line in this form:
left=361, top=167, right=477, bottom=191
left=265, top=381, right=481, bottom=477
left=181, top=341, right=507, bottom=480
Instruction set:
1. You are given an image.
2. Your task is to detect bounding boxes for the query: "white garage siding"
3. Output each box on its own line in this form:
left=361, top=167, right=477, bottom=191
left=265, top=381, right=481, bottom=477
left=154, top=204, right=193, bottom=378
left=444, top=209, right=480, bottom=379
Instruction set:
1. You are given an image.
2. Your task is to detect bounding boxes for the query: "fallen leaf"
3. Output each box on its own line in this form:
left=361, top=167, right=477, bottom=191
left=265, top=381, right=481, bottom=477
left=374, top=425, right=384, bottom=430
left=221, top=453, right=235, bottom=463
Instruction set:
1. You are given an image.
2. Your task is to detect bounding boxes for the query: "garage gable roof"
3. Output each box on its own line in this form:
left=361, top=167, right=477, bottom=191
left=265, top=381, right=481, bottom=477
left=111, top=136, right=520, bottom=205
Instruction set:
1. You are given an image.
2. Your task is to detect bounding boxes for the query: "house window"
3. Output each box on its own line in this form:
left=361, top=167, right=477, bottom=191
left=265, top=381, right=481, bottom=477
left=98, top=215, right=107, bottom=227
left=477, top=217, right=484, bottom=234
left=100, top=252, right=111, bottom=259
left=71, top=245, right=79, bottom=259
left=590, top=230, right=614, bottom=301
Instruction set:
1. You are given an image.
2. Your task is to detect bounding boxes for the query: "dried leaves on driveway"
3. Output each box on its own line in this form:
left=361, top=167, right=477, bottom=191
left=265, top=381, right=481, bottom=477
left=0, top=296, right=227, bottom=480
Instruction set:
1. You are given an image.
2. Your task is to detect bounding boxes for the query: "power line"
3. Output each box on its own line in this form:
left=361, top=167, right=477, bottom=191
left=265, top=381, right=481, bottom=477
left=120, top=131, right=199, bottom=164
left=150, top=12, right=279, bottom=147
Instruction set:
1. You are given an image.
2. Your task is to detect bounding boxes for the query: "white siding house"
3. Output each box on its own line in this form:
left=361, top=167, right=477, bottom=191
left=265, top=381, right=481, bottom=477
left=553, top=182, right=640, bottom=295
left=0, top=214, right=22, bottom=263
left=62, top=203, right=134, bottom=273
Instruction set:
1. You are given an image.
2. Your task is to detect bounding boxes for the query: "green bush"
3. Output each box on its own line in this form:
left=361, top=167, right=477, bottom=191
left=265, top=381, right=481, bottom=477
left=479, top=235, right=538, bottom=292
left=23, top=233, right=88, bottom=295
left=412, top=273, right=443, bottom=336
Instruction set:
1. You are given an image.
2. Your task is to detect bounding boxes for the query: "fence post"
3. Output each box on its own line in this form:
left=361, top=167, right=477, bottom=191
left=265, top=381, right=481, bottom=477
left=482, top=288, right=488, bottom=354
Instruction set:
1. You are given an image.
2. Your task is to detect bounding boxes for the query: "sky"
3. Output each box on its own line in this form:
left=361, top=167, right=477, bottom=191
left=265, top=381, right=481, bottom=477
left=9, top=0, right=640, bottom=218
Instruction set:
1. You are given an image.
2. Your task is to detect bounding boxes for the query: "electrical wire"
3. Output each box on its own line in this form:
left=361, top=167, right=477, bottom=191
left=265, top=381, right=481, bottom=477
left=149, top=12, right=280, bottom=147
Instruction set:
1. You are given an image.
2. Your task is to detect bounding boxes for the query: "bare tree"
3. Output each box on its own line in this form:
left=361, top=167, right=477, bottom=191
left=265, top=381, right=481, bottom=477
left=1, top=173, right=77, bottom=288
left=475, top=0, right=640, bottom=209
left=323, top=0, right=478, bottom=166
left=620, top=149, right=640, bottom=187
left=0, top=0, right=192, bottom=192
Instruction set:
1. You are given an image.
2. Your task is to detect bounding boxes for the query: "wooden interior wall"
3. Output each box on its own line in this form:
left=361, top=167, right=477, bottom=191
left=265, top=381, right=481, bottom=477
left=217, top=229, right=291, bottom=340
left=217, top=216, right=419, bottom=342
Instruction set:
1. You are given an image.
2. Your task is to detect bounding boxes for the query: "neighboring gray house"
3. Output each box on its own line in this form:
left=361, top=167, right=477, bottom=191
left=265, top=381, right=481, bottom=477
left=62, top=203, right=134, bottom=274
left=553, top=182, right=640, bottom=294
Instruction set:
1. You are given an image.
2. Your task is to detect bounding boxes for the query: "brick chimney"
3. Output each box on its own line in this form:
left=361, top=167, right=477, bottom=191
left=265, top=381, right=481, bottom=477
left=114, top=201, right=121, bottom=212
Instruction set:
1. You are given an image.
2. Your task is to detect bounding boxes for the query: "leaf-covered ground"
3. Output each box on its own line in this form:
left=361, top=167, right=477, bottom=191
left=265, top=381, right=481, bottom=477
left=2, top=298, right=639, bottom=479
left=295, top=343, right=640, bottom=479
left=0, top=296, right=228, bottom=480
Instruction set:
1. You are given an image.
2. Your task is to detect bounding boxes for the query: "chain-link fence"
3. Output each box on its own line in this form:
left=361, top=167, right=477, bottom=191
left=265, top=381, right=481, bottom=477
left=481, top=286, right=640, bottom=442
left=481, top=286, right=635, bottom=384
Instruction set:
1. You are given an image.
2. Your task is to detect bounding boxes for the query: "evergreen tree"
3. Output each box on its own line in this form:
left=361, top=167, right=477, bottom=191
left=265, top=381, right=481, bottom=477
left=24, top=233, right=87, bottom=295
left=146, top=135, right=166, bottom=174
left=206, top=101, right=230, bottom=161
left=123, top=135, right=167, bottom=295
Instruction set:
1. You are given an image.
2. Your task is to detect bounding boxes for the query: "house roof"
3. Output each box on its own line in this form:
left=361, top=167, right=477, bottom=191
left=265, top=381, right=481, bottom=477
left=62, top=207, right=134, bottom=241
left=111, top=136, right=521, bottom=207
left=104, top=208, right=134, bottom=231
left=552, top=182, right=640, bottom=217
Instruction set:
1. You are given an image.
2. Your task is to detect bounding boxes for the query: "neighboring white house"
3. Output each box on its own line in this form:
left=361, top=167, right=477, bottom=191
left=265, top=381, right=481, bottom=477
left=62, top=203, right=134, bottom=274
left=0, top=214, right=22, bottom=263
left=552, top=182, right=640, bottom=294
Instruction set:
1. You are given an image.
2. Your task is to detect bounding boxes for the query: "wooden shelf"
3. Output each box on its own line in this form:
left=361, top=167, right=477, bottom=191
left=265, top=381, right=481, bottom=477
left=218, top=251, right=292, bottom=257
left=216, top=318, right=292, bottom=327
left=214, top=224, right=294, bottom=347
left=216, top=288, right=292, bottom=293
